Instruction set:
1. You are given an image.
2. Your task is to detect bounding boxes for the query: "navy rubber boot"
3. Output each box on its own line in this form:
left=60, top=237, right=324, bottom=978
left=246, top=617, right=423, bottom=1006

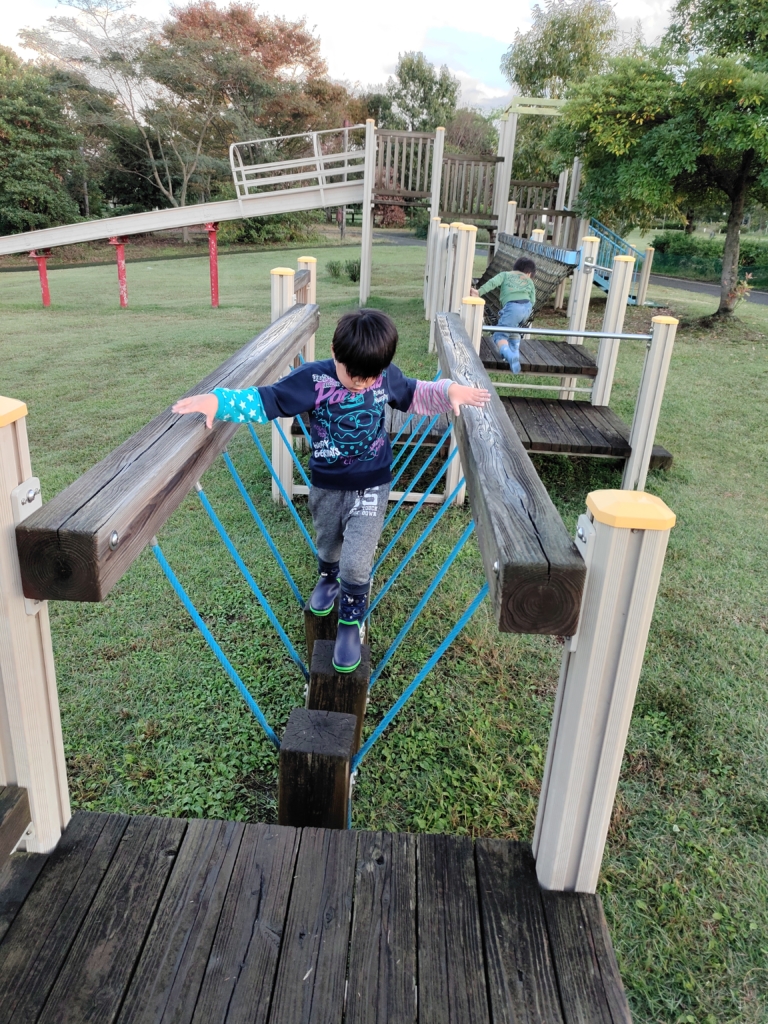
left=309, top=561, right=340, bottom=616
left=333, top=586, right=368, bottom=673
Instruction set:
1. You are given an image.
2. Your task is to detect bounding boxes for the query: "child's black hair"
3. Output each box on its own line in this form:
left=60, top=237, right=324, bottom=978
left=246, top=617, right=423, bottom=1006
left=513, top=256, right=537, bottom=276
left=331, top=309, right=398, bottom=379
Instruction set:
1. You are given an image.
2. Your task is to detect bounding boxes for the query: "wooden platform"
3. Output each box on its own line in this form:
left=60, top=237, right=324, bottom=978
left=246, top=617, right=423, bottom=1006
left=0, top=811, right=632, bottom=1023
left=481, top=336, right=598, bottom=377
left=503, top=397, right=673, bottom=468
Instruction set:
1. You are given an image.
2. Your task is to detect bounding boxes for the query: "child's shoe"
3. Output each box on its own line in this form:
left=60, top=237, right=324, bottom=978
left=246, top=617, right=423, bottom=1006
left=499, top=343, right=521, bottom=375
left=309, top=562, right=340, bottom=616
left=333, top=587, right=368, bottom=673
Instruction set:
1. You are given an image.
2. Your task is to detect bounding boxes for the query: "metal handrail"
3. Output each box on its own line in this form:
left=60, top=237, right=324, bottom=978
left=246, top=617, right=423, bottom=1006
left=481, top=325, right=652, bottom=341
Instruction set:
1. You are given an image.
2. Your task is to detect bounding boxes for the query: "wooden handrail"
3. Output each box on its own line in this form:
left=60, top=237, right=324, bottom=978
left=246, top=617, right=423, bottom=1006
left=435, top=312, right=585, bottom=635
left=16, top=304, right=319, bottom=603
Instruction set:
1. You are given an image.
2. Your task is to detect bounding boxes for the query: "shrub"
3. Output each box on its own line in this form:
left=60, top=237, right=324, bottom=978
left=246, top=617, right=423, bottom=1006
left=327, top=260, right=344, bottom=279
left=219, top=210, right=319, bottom=246
left=344, top=259, right=361, bottom=283
left=412, top=208, right=430, bottom=239
left=651, top=231, right=768, bottom=267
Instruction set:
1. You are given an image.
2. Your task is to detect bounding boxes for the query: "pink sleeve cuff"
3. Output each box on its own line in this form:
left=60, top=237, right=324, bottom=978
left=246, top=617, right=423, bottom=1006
left=408, top=378, right=452, bottom=415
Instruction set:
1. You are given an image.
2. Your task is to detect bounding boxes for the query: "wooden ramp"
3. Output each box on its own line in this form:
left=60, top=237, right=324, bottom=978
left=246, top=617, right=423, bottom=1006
left=0, top=811, right=632, bottom=1023
left=503, top=397, right=673, bottom=468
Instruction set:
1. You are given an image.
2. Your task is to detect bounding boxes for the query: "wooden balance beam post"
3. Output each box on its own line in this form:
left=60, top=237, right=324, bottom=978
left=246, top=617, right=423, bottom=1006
left=435, top=312, right=585, bottom=635
left=15, top=303, right=319, bottom=603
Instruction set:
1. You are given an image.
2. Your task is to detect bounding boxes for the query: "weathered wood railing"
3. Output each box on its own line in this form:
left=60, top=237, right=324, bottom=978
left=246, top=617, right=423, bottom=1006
left=16, top=303, right=319, bottom=603
left=435, top=312, right=585, bottom=635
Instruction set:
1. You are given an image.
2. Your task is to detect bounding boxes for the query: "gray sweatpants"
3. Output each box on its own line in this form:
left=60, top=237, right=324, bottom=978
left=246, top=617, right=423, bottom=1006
left=308, top=483, right=389, bottom=592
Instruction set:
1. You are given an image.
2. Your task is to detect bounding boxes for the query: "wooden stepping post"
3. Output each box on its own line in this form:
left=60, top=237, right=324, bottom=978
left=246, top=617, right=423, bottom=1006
left=307, top=639, right=370, bottom=753
left=278, top=708, right=357, bottom=829
left=303, top=600, right=338, bottom=665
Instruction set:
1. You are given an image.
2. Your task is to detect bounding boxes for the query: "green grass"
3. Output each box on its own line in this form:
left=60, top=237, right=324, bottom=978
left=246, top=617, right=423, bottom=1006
left=3, top=246, right=768, bottom=1023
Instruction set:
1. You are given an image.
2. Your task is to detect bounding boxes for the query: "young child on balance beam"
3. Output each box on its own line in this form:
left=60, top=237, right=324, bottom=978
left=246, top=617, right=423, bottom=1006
left=471, top=256, right=536, bottom=374
left=173, top=308, right=490, bottom=674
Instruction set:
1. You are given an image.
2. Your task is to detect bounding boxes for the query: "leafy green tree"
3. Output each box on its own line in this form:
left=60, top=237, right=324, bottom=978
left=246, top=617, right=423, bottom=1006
left=385, top=52, right=459, bottom=132
left=0, top=48, right=82, bottom=233
left=556, top=53, right=768, bottom=313
left=667, top=0, right=768, bottom=58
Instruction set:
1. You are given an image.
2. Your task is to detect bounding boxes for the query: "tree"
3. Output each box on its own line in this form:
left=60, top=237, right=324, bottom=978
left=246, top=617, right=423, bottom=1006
left=0, top=47, right=82, bottom=233
left=666, top=0, right=768, bottom=58
left=385, top=52, right=459, bottom=132
left=444, top=109, right=496, bottom=157
left=501, top=0, right=626, bottom=99
left=555, top=52, right=768, bottom=313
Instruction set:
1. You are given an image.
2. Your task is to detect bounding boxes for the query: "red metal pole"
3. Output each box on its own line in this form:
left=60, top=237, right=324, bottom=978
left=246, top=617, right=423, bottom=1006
left=29, top=250, right=51, bottom=307
left=109, top=236, right=128, bottom=307
left=205, top=222, right=219, bottom=308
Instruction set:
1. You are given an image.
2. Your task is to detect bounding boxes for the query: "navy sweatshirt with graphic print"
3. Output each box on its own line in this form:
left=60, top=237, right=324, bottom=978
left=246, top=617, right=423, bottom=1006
left=212, top=358, right=451, bottom=491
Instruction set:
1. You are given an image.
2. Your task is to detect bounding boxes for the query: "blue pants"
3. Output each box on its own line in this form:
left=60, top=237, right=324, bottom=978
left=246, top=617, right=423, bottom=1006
left=493, top=300, right=532, bottom=374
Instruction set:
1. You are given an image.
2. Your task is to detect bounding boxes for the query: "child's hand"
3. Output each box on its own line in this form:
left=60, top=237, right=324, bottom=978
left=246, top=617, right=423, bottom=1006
left=172, top=393, right=218, bottom=429
left=470, top=287, right=480, bottom=297
left=447, top=382, right=491, bottom=416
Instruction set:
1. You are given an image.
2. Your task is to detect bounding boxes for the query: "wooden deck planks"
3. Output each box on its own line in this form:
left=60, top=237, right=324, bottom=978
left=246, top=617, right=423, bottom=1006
left=0, top=812, right=130, bottom=1024
left=0, top=815, right=633, bottom=1024
left=417, top=833, right=490, bottom=1024
left=541, top=892, right=632, bottom=1024
left=476, top=841, right=564, bottom=1024
left=481, top=338, right=598, bottom=377
left=36, top=815, right=186, bottom=1024
left=346, top=832, right=417, bottom=1024
left=117, top=818, right=245, bottom=1024
left=191, top=823, right=299, bottom=1024
left=268, top=826, right=358, bottom=1023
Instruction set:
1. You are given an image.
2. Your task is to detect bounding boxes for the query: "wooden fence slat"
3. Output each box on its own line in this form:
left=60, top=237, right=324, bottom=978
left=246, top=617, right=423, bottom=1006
left=16, top=304, right=319, bottom=602
left=435, top=313, right=585, bottom=635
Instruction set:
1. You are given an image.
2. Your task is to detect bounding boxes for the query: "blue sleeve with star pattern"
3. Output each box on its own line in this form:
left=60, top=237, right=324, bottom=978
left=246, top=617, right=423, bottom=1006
left=212, top=363, right=320, bottom=424
left=212, top=387, right=270, bottom=424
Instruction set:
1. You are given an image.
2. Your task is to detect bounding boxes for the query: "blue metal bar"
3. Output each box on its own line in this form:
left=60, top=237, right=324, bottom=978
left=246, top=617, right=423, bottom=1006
left=274, top=418, right=311, bottom=488
left=366, top=476, right=465, bottom=620
left=151, top=543, right=280, bottom=750
left=390, top=414, right=440, bottom=490
left=197, top=488, right=308, bottom=679
left=370, top=521, right=475, bottom=686
left=295, top=413, right=312, bottom=446
left=375, top=448, right=458, bottom=571
left=247, top=424, right=317, bottom=556
left=384, top=421, right=453, bottom=528
left=352, top=582, right=489, bottom=771
left=222, top=452, right=304, bottom=607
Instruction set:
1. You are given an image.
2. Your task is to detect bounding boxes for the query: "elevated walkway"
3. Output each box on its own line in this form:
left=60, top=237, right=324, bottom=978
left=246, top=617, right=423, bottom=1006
left=0, top=810, right=632, bottom=1023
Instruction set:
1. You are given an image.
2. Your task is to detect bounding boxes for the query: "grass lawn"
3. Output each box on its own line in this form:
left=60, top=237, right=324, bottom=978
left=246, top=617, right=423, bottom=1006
left=2, top=244, right=767, bottom=1023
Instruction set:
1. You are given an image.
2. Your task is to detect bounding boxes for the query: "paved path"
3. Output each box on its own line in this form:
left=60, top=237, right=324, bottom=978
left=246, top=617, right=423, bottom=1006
left=650, top=274, right=768, bottom=306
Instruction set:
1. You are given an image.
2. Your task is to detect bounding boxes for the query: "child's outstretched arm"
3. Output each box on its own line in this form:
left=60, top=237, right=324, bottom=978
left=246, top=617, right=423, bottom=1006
left=407, top=379, right=490, bottom=418
left=173, top=384, right=279, bottom=428
left=173, top=393, right=219, bottom=428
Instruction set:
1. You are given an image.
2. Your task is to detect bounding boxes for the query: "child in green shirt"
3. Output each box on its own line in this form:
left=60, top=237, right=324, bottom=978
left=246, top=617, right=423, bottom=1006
left=471, top=257, right=536, bottom=373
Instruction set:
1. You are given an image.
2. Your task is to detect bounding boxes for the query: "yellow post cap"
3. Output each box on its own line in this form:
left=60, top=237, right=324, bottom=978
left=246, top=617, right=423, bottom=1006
left=652, top=315, right=679, bottom=325
left=586, top=490, right=676, bottom=531
left=615, top=255, right=635, bottom=262
left=270, top=267, right=295, bottom=275
left=582, top=236, right=599, bottom=243
left=0, top=397, right=28, bottom=427
left=462, top=296, right=485, bottom=305
left=459, top=224, right=478, bottom=232
left=449, top=221, right=463, bottom=228
left=297, top=256, right=317, bottom=263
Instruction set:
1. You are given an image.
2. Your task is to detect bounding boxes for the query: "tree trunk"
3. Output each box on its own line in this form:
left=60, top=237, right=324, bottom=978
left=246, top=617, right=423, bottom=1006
left=718, top=179, right=748, bottom=314
left=684, top=209, right=695, bottom=234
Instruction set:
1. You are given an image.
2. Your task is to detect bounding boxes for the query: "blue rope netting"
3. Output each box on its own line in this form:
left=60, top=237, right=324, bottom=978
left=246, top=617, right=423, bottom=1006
left=152, top=398, right=488, bottom=773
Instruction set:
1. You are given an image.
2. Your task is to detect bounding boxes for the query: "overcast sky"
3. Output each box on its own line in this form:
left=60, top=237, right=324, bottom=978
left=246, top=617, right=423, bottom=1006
left=0, top=0, right=675, bottom=108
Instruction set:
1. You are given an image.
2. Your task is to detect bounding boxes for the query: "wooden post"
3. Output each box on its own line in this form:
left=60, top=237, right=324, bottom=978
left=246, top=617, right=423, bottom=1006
left=205, top=223, right=219, bottom=308
left=296, top=256, right=317, bottom=362
left=560, top=236, right=599, bottom=400
left=455, top=224, right=477, bottom=308
left=430, top=223, right=459, bottom=354
left=533, top=490, right=675, bottom=892
left=622, top=316, right=678, bottom=491
left=635, top=246, right=655, bottom=306
left=423, top=216, right=442, bottom=318
left=28, top=251, right=51, bottom=307
left=428, top=127, right=445, bottom=222
left=307, top=640, right=370, bottom=753
left=531, top=228, right=545, bottom=243
left=591, top=255, right=635, bottom=407
left=446, top=296, right=485, bottom=507
left=554, top=278, right=567, bottom=310
left=567, top=157, right=582, bottom=209
left=359, top=119, right=376, bottom=304
left=0, top=397, right=70, bottom=853
left=502, top=200, right=517, bottom=237
left=427, top=223, right=450, bottom=352
left=493, top=114, right=517, bottom=227
left=270, top=268, right=296, bottom=505
left=278, top=707, right=357, bottom=829
left=109, top=236, right=128, bottom=308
